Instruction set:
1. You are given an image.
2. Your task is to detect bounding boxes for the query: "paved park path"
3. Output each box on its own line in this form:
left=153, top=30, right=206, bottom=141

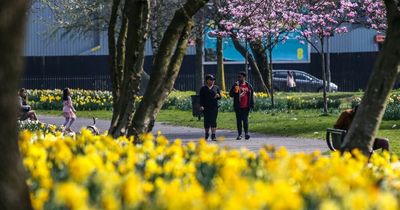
left=39, top=115, right=327, bottom=153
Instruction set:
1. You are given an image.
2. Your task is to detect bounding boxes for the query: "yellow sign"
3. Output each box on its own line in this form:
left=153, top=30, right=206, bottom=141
left=297, top=48, right=304, bottom=60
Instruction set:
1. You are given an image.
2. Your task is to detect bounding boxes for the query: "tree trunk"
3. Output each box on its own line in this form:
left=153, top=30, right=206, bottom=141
left=216, top=36, right=226, bottom=91
left=108, top=0, right=122, bottom=129
left=245, top=40, right=249, bottom=78
left=0, top=1, right=32, bottom=209
left=109, top=0, right=127, bottom=133
left=230, top=34, right=270, bottom=93
left=150, top=0, right=162, bottom=54
left=129, top=0, right=209, bottom=138
left=341, top=0, right=400, bottom=155
left=109, top=0, right=151, bottom=137
left=326, top=36, right=332, bottom=92
left=250, top=41, right=270, bottom=92
left=267, top=47, right=275, bottom=107
left=116, top=11, right=128, bottom=90
left=320, top=38, right=328, bottom=114
left=195, top=22, right=204, bottom=94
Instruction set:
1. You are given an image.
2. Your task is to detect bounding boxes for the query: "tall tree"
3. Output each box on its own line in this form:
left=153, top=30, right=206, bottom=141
left=216, top=36, right=226, bottom=91
left=229, top=33, right=270, bottom=92
left=32, top=0, right=111, bottom=36
left=35, top=0, right=208, bottom=138
left=194, top=10, right=205, bottom=94
left=355, top=0, right=387, bottom=33
left=218, top=0, right=300, bottom=105
left=341, top=0, right=398, bottom=155
left=0, top=1, right=33, bottom=209
left=296, top=0, right=357, bottom=114
left=149, top=0, right=185, bottom=54
left=108, top=0, right=151, bottom=137
left=33, top=0, right=152, bottom=137
left=129, top=0, right=209, bottom=137
left=205, top=0, right=227, bottom=91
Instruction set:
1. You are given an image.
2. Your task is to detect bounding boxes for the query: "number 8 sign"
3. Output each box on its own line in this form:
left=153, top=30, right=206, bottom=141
left=297, top=48, right=304, bottom=60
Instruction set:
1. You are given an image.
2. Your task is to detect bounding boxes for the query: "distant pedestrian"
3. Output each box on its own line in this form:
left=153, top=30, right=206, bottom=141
left=287, top=71, right=296, bottom=91
left=18, top=88, right=38, bottom=121
left=199, top=74, right=221, bottom=141
left=229, top=71, right=254, bottom=140
left=62, top=88, right=77, bottom=132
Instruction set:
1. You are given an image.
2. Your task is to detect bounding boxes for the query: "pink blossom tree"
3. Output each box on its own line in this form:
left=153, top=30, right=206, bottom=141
left=215, top=0, right=270, bottom=94
left=296, top=0, right=358, bottom=113
left=355, top=0, right=387, bottom=32
left=218, top=0, right=300, bottom=105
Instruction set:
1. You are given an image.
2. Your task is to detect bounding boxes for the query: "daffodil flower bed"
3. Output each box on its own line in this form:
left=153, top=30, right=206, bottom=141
left=18, top=120, right=62, bottom=134
left=353, top=94, right=400, bottom=120
left=27, top=89, right=113, bottom=111
left=27, top=89, right=341, bottom=112
left=20, top=130, right=400, bottom=210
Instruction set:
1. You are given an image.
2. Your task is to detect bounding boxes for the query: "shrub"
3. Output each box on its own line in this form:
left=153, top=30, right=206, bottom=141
left=28, top=89, right=113, bottom=111
left=18, top=120, right=62, bottom=134
left=351, top=94, right=400, bottom=120
left=26, top=89, right=342, bottom=112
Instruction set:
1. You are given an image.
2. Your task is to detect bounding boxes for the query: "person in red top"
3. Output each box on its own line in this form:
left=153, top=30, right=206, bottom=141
left=239, top=82, right=250, bottom=109
left=229, top=72, right=254, bottom=140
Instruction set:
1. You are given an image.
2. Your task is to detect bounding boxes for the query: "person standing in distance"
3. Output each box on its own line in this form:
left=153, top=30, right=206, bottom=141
left=199, top=74, right=221, bottom=141
left=229, top=71, right=254, bottom=140
left=287, top=70, right=296, bottom=92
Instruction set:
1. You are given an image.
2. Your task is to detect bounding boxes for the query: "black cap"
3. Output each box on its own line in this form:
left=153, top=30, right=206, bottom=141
left=205, top=74, right=215, bottom=81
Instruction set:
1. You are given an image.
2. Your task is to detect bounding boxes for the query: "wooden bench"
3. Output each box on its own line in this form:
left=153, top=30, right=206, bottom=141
left=326, top=128, right=347, bottom=151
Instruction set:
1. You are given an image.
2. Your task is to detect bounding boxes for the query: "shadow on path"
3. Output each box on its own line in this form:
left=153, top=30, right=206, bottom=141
left=38, top=115, right=327, bottom=153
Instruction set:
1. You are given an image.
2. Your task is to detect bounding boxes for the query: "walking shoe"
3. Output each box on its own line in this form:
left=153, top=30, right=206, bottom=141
left=205, top=133, right=209, bottom=140
left=236, top=135, right=242, bottom=140
left=245, top=134, right=250, bottom=140
left=211, top=134, right=217, bottom=141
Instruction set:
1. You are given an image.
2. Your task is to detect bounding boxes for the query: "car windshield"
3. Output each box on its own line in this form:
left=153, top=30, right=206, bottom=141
left=293, top=73, right=311, bottom=81
left=305, top=74, right=318, bottom=81
left=273, top=71, right=320, bottom=81
left=303, top=74, right=314, bottom=81
left=273, top=72, right=287, bottom=79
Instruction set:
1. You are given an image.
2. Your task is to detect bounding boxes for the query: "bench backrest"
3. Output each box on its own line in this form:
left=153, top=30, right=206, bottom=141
left=326, top=128, right=347, bottom=151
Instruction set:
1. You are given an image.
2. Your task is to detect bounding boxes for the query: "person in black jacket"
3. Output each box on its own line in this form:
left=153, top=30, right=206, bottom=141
left=199, top=74, right=221, bottom=141
left=229, top=71, right=254, bottom=140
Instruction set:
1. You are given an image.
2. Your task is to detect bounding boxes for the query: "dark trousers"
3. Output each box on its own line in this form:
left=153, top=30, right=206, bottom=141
left=235, top=108, right=250, bottom=135
left=373, top=138, right=390, bottom=151
left=204, top=108, right=218, bottom=129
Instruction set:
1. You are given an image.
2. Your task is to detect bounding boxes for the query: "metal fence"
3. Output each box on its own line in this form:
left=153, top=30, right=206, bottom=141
left=20, top=73, right=259, bottom=92
left=22, top=73, right=384, bottom=92
left=21, top=75, right=112, bottom=90
left=173, top=72, right=259, bottom=92
left=173, top=74, right=195, bottom=91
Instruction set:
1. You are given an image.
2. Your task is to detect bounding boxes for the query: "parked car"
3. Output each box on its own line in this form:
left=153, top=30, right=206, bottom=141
left=272, top=70, right=338, bottom=92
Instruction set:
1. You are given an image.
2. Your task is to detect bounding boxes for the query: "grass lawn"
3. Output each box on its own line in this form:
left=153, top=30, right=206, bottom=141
left=37, top=109, right=400, bottom=155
